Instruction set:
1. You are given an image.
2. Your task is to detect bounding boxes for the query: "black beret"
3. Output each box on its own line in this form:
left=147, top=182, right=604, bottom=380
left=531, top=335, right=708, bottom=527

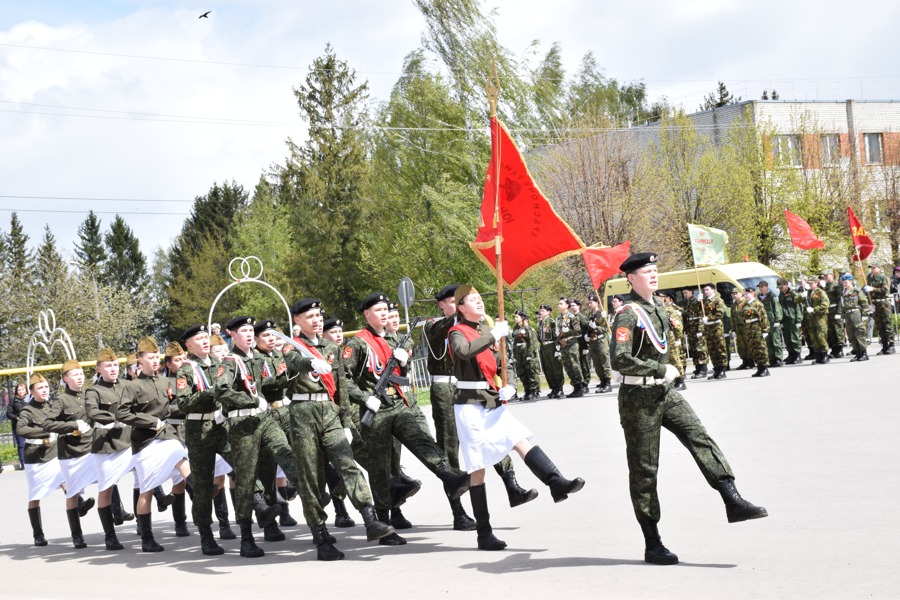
left=558, top=297, right=570, bottom=306
left=323, top=317, right=343, bottom=331
left=587, top=293, right=599, bottom=302
left=539, top=304, right=552, bottom=312
left=434, top=284, right=459, bottom=302
left=181, top=323, right=208, bottom=342
left=359, top=292, right=389, bottom=312
left=571, top=299, right=582, bottom=307
left=291, top=298, right=321, bottom=315
left=388, top=302, right=400, bottom=312
left=514, top=310, right=528, bottom=319
left=254, top=320, right=277, bottom=335
left=619, top=252, right=658, bottom=273
left=225, top=316, right=255, bottom=331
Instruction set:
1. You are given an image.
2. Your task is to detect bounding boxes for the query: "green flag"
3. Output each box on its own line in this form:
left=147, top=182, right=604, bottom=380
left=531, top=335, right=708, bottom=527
left=687, top=223, right=729, bottom=266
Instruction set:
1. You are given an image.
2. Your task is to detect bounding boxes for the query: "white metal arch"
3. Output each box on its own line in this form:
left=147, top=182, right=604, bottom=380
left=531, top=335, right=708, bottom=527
left=26, top=309, right=77, bottom=381
left=208, top=256, right=292, bottom=333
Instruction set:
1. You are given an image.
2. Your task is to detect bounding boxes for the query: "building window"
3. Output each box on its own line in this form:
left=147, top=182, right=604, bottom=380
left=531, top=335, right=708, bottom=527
left=773, top=134, right=802, bottom=167
left=820, top=134, right=840, bottom=166
left=864, top=133, right=883, bottom=164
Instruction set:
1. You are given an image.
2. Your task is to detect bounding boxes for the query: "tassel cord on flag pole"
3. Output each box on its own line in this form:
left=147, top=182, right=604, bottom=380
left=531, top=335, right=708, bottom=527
left=486, top=61, right=507, bottom=387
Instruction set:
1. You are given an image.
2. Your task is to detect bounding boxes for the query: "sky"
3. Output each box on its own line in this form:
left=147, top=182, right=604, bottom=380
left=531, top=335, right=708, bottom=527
left=2, top=0, right=899, bottom=259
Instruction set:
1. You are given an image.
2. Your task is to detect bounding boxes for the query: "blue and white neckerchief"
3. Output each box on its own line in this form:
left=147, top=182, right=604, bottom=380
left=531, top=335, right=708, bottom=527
left=617, top=302, right=668, bottom=354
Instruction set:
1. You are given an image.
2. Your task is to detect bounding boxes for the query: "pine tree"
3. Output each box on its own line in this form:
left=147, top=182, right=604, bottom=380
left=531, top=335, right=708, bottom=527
left=35, top=224, right=69, bottom=307
left=701, top=81, right=741, bottom=111
left=104, top=215, right=148, bottom=294
left=74, top=211, right=107, bottom=271
left=6, top=212, right=34, bottom=283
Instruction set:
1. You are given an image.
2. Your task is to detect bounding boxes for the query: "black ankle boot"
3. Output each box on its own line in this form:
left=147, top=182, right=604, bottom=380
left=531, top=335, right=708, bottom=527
left=751, top=366, right=770, bottom=378
left=77, top=494, right=95, bottom=518
left=716, top=478, right=768, bottom=523
left=98, top=505, right=124, bottom=550
left=133, top=488, right=143, bottom=536
left=277, top=487, right=298, bottom=527
left=238, top=520, right=264, bottom=558
left=213, top=488, right=236, bottom=540
left=523, top=446, right=585, bottom=502
left=199, top=525, right=225, bottom=555
left=28, top=507, right=47, bottom=547
left=390, top=507, right=412, bottom=529
left=375, top=510, right=406, bottom=545
left=450, top=497, right=476, bottom=531
left=469, top=484, right=506, bottom=550
left=311, top=525, right=344, bottom=561
left=640, top=522, right=678, bottom=565
left=66, top=508, right=87, bottom=549
left=333, top=498, right=356, bottom=528
left=154, top=486, right=174, bottom=512
left=673, top=377, right=686, bottom=391
left=499, top=470, right=539, bottom=508
left=253, top=492, right=281, bottom=529
left=264, top=522, right=286, bottom=542
left=435, top=463, right=470, bottom=500
left=111, top=485, right=133, bottom=525
left=390, top=476, right=421, bottom=507
left=172, top=493, right=191, bottom=537
left=361, top=505, right=394, bottom=541
left=137, top=513, right=163, bottom=552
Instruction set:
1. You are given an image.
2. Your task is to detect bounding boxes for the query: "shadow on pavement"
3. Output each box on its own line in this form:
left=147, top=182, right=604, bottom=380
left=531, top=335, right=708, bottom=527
left=459, top=552, right=736, bottom=573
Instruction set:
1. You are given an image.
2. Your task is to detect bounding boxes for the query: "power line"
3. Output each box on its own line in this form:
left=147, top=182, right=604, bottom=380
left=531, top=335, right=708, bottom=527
left=0, top=195, right=195, bottom=203
left=0, top=208, right=190, bottom=216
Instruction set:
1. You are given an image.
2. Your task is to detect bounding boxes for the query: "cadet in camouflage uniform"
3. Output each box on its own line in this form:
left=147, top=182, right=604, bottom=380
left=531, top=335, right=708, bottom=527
left=536, top=304, right=564, bottom=398
left=700, top=284, right=729, bottom=380
left=797, top=277, right=831, bottom=364
left=823, top=273, right=847, bottom=358
left=512, top=311, right=542, bottom=400
left=839, top=274, right=870, bottom=361
left=682, top=287, right=708, bottom=378
left=655, top=291, right=686, bottom=391
left=757, top=281, right=783, bottom=367
left=730, top=289, right=752, bottom=370
left=778, top=278, right=805, bottom=364
left=740, top=287, right=771, bottom=377
left=556, top=297, right=586, bottom=398
left=586, top=293, right=613, bottom=393
left=865, top=266, right=895, bottom=354
left=610, top=252, right=768, bottom=566
left=570, top=299, right=593, bottom=384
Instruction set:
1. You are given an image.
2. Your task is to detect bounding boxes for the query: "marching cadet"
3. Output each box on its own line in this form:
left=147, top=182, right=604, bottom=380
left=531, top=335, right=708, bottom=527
left=682, top=287, right=709, bottom=379
left=586, top=294, right=613, bottom=394
left=18, top=374, right=67, bottom=547
left=865, top=266, right=895, bottom=354
left=730, top=289, right=753, bottom=370
left=824, top=273, right=847, bottom=358
left=778, top=278, right=805, bottom=364
left=757, top=281, right=784, bottom=368
left=700, top=283, right=729, bottom=379
left=555, top=297, right=586, bottom=398
left=41, top=359, right=98, bottom=549
left=570, top=299, right=593, bottom=385
left=209, top=334, right=229, bottom=361
left=797, top=277, right=831, bottom=364
left=84, top=348, right=135, bottom=551
left=158, top=341, right=192, bottom=538
left=655, top=291, right=686, bottom=391
left=610, top=252, right=767, bottom=566
left=215, top=316, right=303, bottom=558
left=840, top=274, right=870, bottom=361
left=118, top=337, right=192, bottom=552
left=512, top=311, right=542, bottom=400
left=343, top=292, right=471, bottom=546
left=536, top=304, right=563, bottom=398
left=284, top=299, right=395, bottom=560
left=449, top=285, right=584, bottom=551
left=741, top=287, right=771, bottom=377
left=322, top=317, right=345, bottom=346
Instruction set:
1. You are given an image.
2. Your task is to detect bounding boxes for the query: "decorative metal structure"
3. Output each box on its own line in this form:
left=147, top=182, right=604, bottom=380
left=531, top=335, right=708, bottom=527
left=26, top=309, right=77, bottom=380
left=208, top=256, right=292, bottom=334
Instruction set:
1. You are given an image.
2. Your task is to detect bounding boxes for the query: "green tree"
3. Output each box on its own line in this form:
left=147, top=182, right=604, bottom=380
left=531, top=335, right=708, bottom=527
left=74, top=211, right=107, bottom=272
left=6, top=212, right=34, bottom=284
left=35, top=224, right=68, bottom=300
left=171, top=181, right=249, bottom=275
left=565, top=51, right=650, bottom=125
left=104, top=214, right=148, bottom=294
left=700, top=81, right=741, bottom=111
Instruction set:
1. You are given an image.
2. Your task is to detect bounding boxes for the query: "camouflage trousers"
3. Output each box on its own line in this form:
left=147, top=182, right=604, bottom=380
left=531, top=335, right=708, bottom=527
left=766, top=324, right=784, bottom=363
left=539, top=342, right=564, bottom=390
left=513, top=349, right=541, bottom=395
left=873, top=299, right=895, bottom=345
left=744, top=325, right=769, bottom=367
left=430, top=382, right=459, bottom=469
left=558, top=341, right=585, bottom=386
left=577, top=340, right=592, bottom=382
left=703, top=323, right=728, bottom=368
left=589, top=336, right=613, bottom=381
left=360, top=399, right=451, bottom=512
left=843, top=309, right=868, bottom=354
left=392, top=395, right=428, bottom=477
left=783, top=318, right=803, bottom=356
left=668, top=340, right=685, bottom=377
left=804, top=314, right=829, bottom=352
left=733, top=328, right=748, bottom=360
left=184, top=419, right=232, bottom=527
left=685, top=322, right=708, bottom=365
left=827, top=309, right=847, bottom=348
left=289, top=400, right=373, bottom=528
left=618, top=383, right=733, bottom=525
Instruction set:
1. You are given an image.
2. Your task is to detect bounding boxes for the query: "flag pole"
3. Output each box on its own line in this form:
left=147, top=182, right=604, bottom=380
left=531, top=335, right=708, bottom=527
left=486, top=61, right=508, bottom=387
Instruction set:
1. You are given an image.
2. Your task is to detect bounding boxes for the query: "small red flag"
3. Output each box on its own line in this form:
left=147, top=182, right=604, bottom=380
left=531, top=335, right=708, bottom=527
left=471, top=118, right=584, bottom=287
left=848, top=206, right=875, bottom=261
left=583, top=242, right=631, bottom=290
left=784, top=209, right=824, bottom=250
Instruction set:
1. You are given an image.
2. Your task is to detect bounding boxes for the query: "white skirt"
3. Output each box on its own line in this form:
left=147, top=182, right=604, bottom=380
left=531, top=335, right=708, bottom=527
left=454, top=404, right=532, bottom=474
left=214, top=454, right=232, bottom=478
left=59, top=455, right=99, bottom=498
left=134, top=439, right=188, bottom=493
left=275, top=465, right=285, bottom=480
left=94, top=449, right=135, bottom=490
left=25, top=460, right=66, bottom=502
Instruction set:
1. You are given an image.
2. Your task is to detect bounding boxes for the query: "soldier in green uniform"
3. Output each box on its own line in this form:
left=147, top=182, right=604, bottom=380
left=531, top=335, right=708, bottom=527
left=586, top=293, right=613, bottom=393
left=655, top=291, right=686, bottom=391
left=840, top=274, right=870, bottom=361
left=778, top=278, right=805, bottom=364
left=682, top=287, right=709, bottom=379
left=512, top=311, right=542, bottom=400
left=556, top=297, right=586, bottom=398
left=700, top=283, right=729, bottom=380
left=570, top=299, right=593, bottom=385
left=536, top=304, right=564, bottom=398
left=424, top=285, right=464, bottom=469
left=741, top=287, right=771, bottom=377
left=797, top=277, right=831, bottom=364
left=823, top=272, right=847, bottom=358
left=610, top=252, right=768, bottom=566
left=865, top=266, right=895, bottom=354
left=161, top=341, right=193, bottom=538
left=730, top=289, right=753, bottom=370
left=757, top=281, right=784, bottom=367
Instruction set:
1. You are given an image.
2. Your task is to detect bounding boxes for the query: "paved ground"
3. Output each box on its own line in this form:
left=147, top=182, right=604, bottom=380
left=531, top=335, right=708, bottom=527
left=1, top=348, right=898, bottom=599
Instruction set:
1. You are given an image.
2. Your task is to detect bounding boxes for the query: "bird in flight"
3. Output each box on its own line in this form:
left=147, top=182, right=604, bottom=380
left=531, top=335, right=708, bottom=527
left=199, top=11, right=211, bottom=19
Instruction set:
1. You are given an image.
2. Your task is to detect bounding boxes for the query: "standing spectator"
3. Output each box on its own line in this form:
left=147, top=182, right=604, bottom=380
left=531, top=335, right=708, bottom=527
left=7, top=383, right=29, bottom=470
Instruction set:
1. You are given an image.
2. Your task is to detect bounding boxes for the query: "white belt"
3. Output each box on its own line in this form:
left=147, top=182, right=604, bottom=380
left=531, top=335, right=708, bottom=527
left=166, top=418, right=184, bottom=425
left=227, top=407, right=262, bottom=418
left=622, top=375, right=666, bottom=386
left=514, top=342, right=526, bottom=347
left=187, top=411, right=220, bottom=421
left=94, top=422, right=124, bottom=430
left=846, top=308, right=860, bottom=312
left=541, top=341, right=555, bottom=345
left=400, top=385, right=410, bottom=393
left=704, top=320, right=721, bottom=325
left=291, top=393, right=329, bottom=402
left=829, top=303, right=838, bottom=307
left=673, top=341, right=682, bottom=347
left=431, top=375, right=457, bottom=384
left=745, top=318, right=759, bottom=323
left=455, top=381, right=489, bottom=390
left=687, top=317, right=700, bottom=321
left=25, top=434, right=56, bottom=445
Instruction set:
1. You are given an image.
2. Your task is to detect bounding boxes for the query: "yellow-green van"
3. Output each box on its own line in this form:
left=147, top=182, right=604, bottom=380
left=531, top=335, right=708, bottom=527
left=603, top=262, right=782, bottom=310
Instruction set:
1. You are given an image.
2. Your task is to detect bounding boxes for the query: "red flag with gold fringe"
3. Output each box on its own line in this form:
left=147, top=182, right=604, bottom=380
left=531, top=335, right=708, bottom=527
left=848, top=206, right=875, bottom=261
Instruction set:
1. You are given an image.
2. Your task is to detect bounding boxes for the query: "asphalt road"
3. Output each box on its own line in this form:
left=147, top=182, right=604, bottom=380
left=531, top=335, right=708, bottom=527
left=0, top=347, right=897, bottom=599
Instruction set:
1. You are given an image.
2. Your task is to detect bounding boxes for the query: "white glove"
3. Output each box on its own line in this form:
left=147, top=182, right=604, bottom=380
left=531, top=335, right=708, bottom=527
left=663, top=364, right=680, bottom=384
left=94, top=422, right=115, bottom=430
left=365, top=396, right=381, bottom=413
left=553, top=351, right=561, bottom=358
left=863, top=285, right=874, bottom=293
left=696, top=332, right=703, bottom=338
left=774, top=323, right=781, bottom=328
left=525, top=357, right=533, bottom=362
left=491, top=320, right=510, bottom=341
left=835, top=314, right=843, bottom=320
left=154, top=418, right=166, bottom=432
left=310, top=358, right=332, bottom=374
left=257, top=398, right=268, bottom=412
left=114, top=421, right=126, bottom=429
left=806, top=307, right=814, bottom=314
left=795, top=323, right=802, bottom=330
left=498, top=385, right=516, bottom=402
left=584, top=334, right=591, bottom=342
left=600, top=311, right=607, bottom=319
left=343, top=428, right=353, bottom=445
left=48, top=432, right=58, bottom=443
left=392, top=347, right=409, bottom=367
left=702, top=316, right=710, bottom=325
left=588, top=321, right=597, bottom=330
left=762, top=332, right=768, bottom=339
left=799, top=291, right=808, bottom=298
left=75, top=419, right=91, bottom=434
left=582, top=349, right=589, bottom=355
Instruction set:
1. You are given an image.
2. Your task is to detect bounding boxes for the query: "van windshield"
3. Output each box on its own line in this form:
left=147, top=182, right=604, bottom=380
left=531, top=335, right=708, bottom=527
left=737, top=276, right=781, bottom=297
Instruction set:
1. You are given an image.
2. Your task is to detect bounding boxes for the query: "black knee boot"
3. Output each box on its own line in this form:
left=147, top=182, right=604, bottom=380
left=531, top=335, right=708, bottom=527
left=111, top=485, right=134, bottom=525
left=137, top=513, right=164, bottom=552
left=640, top=522, right=678, bottom=565
left=498, top=469, right=539, bottom=507
left=238, top=520, right=264, bottom=558
left=28, top=507, right=47, bottom=547
left=469, top=484, right=506, bottom=550
left=133, top=488, right=143, bottom=536
left=98, top=505, right=124, bottom=550
left=450, top=496, right=476, bottom=531
left=154, top=486, right=174, bottom=512
left=172, top=493, right=191, bottom=537
left=523, top=446, right=585, bottom=502
left=213, top=488, right=236, bottom=540
left=66, top=508, right=87, bottom=549
left=277, top=486, right=298, bottom=527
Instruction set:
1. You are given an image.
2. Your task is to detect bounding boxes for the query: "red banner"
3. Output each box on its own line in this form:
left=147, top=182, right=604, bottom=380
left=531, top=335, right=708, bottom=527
left=471, top=117, right=584, bottom=287
left=848, top=206, right=875, bottom=261
left=583, top=241, right=631, bottom=290
left=784, top=209, right=824, bottom=250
